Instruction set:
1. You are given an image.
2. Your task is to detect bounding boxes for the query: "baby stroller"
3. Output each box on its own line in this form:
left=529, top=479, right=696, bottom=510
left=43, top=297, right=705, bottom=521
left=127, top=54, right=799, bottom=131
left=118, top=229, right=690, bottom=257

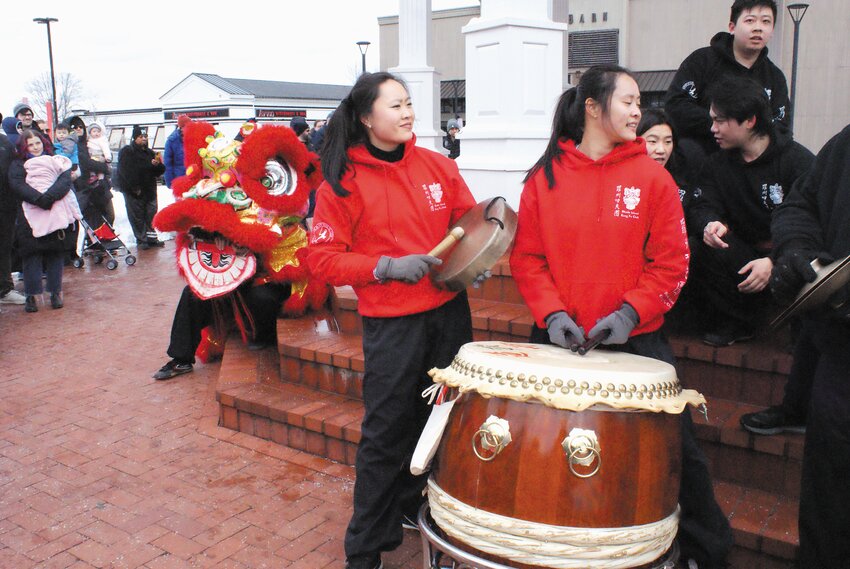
left=74, top=217, right=136, bottom=270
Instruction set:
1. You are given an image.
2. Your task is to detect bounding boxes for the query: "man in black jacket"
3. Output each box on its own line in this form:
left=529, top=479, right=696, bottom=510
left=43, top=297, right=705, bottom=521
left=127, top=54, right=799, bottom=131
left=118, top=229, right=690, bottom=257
left=767, top=124, right=850, bottom=569
left=118, top=126, right=165, bottom=249
left=688, top=76, right=813, bottom=346
left=0, top=115, right=26, bottom=305
left=665, top=0, right=788, bottom=162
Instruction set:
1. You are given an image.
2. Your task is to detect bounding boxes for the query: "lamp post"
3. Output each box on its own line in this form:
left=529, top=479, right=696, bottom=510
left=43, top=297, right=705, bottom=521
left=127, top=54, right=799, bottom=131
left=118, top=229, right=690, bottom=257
left=787, top=3, right=809, bottom=134
left=33, top=17, right=59, bottom=131
left=356, top=41, right=371, bottom=75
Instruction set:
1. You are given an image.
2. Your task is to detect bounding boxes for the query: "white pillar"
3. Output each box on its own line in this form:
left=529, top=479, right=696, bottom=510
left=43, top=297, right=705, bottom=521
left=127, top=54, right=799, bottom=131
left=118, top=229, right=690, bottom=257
left=458, top=0, right=568, bottom=208
left=390, top=0, right=442, bottom=152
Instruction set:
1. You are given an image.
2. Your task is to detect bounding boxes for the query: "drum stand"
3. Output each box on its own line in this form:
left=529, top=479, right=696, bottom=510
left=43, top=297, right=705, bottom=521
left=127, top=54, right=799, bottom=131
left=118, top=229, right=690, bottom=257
left=417, top=503, right=680, bottom=569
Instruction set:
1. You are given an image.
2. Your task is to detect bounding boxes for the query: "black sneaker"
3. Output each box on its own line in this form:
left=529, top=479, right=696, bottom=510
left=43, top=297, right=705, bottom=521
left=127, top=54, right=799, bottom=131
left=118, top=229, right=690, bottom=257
left=50, top=292, right=63, bottom=310
left=152, top=359, right=193, bottom=380
left=345, top=553, right=382, bottom=569
left=25, top=295, right=38, bottom=313
left=740, top=406, right=806, bottom=435
left=702, top=323, right=754, bottom=347
left=402, top=513, right=419, bottom=531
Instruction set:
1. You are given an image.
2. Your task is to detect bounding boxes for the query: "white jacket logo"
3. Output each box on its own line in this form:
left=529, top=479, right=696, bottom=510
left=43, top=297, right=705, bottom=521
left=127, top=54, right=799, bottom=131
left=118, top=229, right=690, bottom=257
left=623, top=187, right=641, bottom=210
left=423, top=182, right=447, bottom=211
left=310, top=222, right=334, bottom=244
left=613, top=185, right=641, bottom=219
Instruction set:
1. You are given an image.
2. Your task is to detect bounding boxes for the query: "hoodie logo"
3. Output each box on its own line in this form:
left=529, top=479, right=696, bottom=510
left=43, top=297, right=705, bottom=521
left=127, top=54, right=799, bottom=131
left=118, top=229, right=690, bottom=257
left=310, top=222, right=334, bottom=244
left=682, top=81, right=697, bottom=99
left=762, top=183, right=784, bottom=207
left=422, top=182, right=446, bottom=211
left=764, top=88, right=772, bottom=100
left=614, top=185, right=641, bottom=219
left=776, top=105, right=786, bottom=120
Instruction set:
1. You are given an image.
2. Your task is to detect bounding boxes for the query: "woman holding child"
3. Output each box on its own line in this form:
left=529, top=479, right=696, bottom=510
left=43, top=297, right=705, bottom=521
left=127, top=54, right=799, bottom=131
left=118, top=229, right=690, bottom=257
left=8, top=129, right=78, bottom=312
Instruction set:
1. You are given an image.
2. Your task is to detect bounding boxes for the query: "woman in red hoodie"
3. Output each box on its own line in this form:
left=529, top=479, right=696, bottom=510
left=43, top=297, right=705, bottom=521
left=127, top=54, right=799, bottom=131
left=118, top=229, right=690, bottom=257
left=510, top=65, right=732, bottom=569
left=307, top=71, right=476, bottom=569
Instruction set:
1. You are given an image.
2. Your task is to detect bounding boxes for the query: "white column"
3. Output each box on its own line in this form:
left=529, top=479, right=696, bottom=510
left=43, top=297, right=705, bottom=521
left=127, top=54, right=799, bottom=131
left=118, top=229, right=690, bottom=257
left=391, top=0, right=442, bottom=152
left=458, top=0, right=568, bottom=208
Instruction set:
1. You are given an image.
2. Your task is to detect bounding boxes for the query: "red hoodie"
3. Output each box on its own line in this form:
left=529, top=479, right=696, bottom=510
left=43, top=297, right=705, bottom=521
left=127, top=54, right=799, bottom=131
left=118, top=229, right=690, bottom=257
left=510, top=139, right=689, bottom=336
left=307, top=136, right=476, bottom=317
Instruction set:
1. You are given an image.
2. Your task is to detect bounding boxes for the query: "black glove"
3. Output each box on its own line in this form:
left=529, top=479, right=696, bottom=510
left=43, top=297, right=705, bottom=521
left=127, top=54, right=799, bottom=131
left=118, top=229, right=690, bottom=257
left=374, top=254, right=442, bottom=284
left=588, top=304, right=639, bottom=345
left=545, top=311, right=586, bottom=349
left=770, top=251, right=818, bottom=305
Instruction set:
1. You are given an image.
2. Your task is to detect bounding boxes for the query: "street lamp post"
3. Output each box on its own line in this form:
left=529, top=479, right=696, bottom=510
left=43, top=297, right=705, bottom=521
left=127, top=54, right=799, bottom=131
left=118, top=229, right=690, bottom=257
left=356, top=41, right=371, bottom=75
left=787, top=3, right=809, bottom=134
left=33, top=17, right=59, bottom=131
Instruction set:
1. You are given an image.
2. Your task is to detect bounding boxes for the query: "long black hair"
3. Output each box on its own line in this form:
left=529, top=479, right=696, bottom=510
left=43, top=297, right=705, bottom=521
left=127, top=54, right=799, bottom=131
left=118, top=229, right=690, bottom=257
left=319, top=71, right=409, bottom=197
left=524, top=64, right=636, bottom=188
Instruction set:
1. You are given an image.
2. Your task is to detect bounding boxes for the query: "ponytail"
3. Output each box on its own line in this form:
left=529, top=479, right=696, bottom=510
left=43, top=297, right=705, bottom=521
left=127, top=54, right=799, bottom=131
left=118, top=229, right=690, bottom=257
left=524, top=64, right=636, bottom=189
left=319, top=71, right=408, bottom=197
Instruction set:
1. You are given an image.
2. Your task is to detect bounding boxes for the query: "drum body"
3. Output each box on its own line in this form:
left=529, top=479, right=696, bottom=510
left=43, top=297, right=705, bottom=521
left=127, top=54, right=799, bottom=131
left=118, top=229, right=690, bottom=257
left=426, top=342, right=706, bottom=569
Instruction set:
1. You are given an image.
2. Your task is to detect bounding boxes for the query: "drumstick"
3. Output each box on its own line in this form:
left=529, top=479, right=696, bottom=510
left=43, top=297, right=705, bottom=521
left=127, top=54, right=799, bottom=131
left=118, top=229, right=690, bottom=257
left=576, top=330, right=611, bottom=356
left=428, top=227, right=465, bottom=257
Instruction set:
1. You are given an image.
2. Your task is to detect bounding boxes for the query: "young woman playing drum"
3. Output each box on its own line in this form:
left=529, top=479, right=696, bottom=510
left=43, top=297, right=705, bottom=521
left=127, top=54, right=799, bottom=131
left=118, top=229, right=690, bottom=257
left=307, top=71, right=476, bottom=569
left=510, top=65, right=733, bottom=569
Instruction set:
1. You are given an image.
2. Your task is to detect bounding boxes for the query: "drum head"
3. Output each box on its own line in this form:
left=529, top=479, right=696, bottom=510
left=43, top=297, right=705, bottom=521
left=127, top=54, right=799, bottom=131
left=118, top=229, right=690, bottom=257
left=431, top=198, right=517, bottom=291
left=771, top=254, right=850, bottom=328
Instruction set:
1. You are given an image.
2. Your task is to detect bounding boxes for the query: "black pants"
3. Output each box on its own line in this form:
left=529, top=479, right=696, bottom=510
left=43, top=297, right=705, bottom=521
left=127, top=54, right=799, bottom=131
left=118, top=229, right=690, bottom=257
left=529, top=326, right=734, bottom=568
left=0, top=208, right=16, bottom=295
left=123, top=191, right=158, bottom=243
left=166, top=282, right=291, bottom=364
left=345, top=292, right=472, bottom=560
left=691, top=233, right=772, bottom=330
left=777, top=320, right=817, bottom=421
left=798, top=322, right=850, bottom=569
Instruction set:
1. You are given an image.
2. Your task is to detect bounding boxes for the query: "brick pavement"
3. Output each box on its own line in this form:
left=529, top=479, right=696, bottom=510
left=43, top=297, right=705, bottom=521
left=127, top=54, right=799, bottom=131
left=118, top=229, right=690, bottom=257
left=0, top=244, right=422, bottom=568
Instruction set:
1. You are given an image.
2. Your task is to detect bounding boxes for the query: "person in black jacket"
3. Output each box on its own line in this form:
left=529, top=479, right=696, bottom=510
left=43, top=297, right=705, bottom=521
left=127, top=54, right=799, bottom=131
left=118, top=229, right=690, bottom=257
left=8, top=129, right=76, bottom=312
left=688, top=76, right=813, bottom=346
left=118, top=125, right=165, bottom=249
left=767, top=124, right=850, bottom=569
left=0, top=115, right=27, bottom=305
left=664, top=0, right=788, bottom=164
left=68, top=116, right=114, bottom=229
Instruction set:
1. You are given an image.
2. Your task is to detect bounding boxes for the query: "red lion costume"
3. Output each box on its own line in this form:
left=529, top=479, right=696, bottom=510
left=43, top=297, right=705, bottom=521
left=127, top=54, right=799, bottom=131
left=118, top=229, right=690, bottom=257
left=154, top=120, right=327, bottom=361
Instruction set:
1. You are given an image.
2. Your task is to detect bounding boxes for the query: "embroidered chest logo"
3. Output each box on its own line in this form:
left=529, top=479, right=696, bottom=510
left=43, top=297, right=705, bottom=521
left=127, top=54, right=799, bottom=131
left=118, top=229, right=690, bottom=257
left=310, top=222, right=335, bottom=244
left=613, top=185, right=642, bottom=219
left=423, top=182, right=447, bottom=211
left=762, top=182, right=784, bottom=207
left=682, top=81, right=697, bottom=99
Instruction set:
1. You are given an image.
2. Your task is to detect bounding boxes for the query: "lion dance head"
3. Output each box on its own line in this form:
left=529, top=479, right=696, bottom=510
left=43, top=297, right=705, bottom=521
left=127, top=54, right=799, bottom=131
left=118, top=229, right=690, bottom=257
left=154, top=120, right=327, bottom=361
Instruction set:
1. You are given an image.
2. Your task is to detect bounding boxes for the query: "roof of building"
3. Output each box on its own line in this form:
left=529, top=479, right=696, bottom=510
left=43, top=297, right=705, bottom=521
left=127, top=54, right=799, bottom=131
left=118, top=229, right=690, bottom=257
left=188, top=73, right=352, bottom=100
left=632, top=70, right=677, bottom=93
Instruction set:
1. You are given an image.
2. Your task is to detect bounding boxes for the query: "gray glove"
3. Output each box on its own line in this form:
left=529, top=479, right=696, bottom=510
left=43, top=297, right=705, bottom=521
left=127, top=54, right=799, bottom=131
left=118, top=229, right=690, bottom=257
left=545, top=311, right=586, bottom=349
left=588, top=304, right=639, bottom=345
left=375, top=254, right=442, bottom=284
left=472, top=270, right=492, bottom=289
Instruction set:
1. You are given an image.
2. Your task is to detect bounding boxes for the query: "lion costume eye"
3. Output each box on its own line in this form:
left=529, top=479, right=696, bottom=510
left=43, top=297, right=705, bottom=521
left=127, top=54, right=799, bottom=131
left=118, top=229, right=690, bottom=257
left=261, top=159, right=298, bottom=197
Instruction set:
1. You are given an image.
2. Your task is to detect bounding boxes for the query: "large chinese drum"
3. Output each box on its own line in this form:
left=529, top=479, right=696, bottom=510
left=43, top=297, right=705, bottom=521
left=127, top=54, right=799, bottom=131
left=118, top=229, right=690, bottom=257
left=427, top=341, right=706, bottom=569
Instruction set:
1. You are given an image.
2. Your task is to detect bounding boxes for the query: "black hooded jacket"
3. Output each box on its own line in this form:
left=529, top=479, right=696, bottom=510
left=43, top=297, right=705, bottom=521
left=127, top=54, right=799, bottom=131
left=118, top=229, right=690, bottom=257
left=117, top=141, right=164, bottom=199
left=665, top=32, right=790, bottom=153
left=689, top=130, right=814, bottom=249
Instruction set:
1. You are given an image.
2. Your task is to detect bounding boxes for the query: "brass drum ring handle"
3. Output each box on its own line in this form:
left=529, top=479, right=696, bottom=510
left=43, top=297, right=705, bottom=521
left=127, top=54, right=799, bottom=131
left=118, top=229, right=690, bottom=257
left=568, top=445, right=601, bottom=478
left=472, top=426, right=504, bottom=462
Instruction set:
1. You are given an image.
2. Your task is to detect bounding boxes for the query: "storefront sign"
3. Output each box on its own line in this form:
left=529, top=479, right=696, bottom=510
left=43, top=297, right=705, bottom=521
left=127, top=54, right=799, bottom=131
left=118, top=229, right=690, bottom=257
left=255, top=108, right=307, bottom=119
left=164, top=108, right=230, bottom=120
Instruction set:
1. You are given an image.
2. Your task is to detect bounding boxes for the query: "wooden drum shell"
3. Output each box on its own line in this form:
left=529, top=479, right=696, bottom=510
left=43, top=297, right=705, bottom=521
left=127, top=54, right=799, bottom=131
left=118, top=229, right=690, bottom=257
left=433, top=392, right=682, bottom=530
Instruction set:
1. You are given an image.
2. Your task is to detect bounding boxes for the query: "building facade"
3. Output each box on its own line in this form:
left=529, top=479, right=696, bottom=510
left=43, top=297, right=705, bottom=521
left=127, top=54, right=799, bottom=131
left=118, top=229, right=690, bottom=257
left=379, top=0, right=849, bottom=152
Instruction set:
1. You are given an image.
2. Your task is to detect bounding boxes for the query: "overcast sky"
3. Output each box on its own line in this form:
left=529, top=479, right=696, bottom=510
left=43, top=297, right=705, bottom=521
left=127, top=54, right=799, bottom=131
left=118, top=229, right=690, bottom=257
left=3, top=1, right=477, bottom=119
